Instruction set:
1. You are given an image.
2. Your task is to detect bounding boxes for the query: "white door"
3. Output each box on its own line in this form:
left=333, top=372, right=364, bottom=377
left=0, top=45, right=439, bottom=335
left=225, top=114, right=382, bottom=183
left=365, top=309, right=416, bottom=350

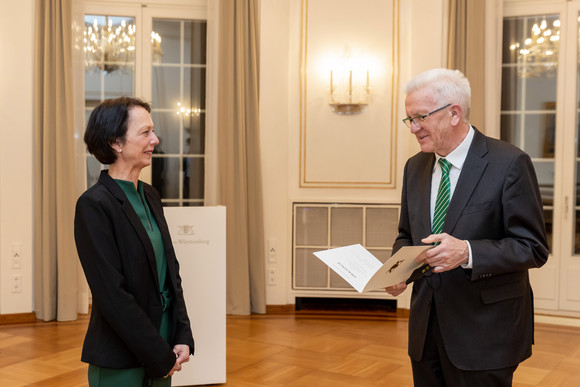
left=557, top=1, right=580, bottom=313
left=502, top=1, right=580, bottom=315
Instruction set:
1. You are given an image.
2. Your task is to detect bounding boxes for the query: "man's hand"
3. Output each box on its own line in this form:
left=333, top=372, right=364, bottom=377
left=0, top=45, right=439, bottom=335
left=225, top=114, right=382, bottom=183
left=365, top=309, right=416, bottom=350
left=419, top=233, right=469, bottom=273
left=385, top=282, right=407, bottom=296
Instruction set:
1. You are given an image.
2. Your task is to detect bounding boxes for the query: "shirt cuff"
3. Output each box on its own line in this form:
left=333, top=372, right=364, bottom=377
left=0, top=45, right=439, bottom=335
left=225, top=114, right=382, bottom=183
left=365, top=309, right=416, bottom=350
left=461, top=240, right=473, bottom=269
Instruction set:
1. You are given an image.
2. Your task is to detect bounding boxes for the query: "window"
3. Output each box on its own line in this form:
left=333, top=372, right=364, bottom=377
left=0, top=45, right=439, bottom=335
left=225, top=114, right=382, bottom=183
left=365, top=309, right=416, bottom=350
left=150, top=19, right=207, bottom=206
left=83, top=3, right=209, bottom=206
left=501, top=14, right=559, bottom=252
left=498, top=1, right=580, bottom=313
left=84, top=14, right=136, bottom=187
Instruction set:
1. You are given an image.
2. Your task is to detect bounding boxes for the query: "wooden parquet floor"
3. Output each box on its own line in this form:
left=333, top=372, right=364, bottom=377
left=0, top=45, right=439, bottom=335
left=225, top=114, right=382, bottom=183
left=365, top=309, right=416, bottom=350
left=1, top=312, right=580, bottom=386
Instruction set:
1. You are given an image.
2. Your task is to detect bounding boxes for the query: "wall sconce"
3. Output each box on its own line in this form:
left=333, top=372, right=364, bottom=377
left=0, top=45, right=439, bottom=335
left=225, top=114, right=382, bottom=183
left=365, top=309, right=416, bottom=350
left=329, top=69, right=370, bottom=115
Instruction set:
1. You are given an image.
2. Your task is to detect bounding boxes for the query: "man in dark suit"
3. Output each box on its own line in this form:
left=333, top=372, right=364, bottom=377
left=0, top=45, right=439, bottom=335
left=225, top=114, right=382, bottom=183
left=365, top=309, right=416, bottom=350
left=386, top=68, right=549, bottom=386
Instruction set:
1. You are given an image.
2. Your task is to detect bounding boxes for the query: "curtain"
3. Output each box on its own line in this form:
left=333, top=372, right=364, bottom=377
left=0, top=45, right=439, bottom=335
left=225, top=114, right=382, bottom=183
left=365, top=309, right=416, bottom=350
left=34, top=0, right=85, bottom=321
left=447, top=0, right=485, bottom=130
left=217, top=0, right=267, bottom=315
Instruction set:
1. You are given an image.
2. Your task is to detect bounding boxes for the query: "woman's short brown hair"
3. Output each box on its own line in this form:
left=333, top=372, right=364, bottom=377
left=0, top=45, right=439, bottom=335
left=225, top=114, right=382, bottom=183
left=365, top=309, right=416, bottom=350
left=84, top=97, right=151, bottom=164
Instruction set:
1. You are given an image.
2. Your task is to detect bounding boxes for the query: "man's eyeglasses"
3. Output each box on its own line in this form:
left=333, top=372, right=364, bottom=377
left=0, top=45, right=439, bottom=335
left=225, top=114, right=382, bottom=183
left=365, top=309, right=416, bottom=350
left=402, top=103, right=452, bottom=128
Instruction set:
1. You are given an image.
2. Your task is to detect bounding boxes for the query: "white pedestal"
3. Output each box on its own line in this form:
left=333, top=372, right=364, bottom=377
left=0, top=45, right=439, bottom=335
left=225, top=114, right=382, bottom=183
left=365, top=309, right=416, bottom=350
left=164, top=206, right=226, bottom=386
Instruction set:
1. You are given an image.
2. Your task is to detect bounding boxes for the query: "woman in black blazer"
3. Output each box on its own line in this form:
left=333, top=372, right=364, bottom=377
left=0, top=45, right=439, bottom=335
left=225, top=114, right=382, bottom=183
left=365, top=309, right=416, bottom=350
left=74, top=97, right=194, bottom=387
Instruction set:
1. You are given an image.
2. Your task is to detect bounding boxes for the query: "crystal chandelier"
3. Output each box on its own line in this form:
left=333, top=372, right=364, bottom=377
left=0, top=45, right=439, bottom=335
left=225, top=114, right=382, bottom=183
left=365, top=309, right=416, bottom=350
left=176, top=102, right=201, bottom=117
left=84, top=17, right=162, bottom=73
left=509, top=19, right=560, bottom=78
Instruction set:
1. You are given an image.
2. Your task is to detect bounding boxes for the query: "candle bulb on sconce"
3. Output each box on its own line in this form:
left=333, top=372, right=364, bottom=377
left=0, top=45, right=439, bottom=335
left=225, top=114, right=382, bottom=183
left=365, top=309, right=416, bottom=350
left=366, top=70, right=369, bottom=90
left=328, top=68, right=371, bottom=115
left=330, top=70, right=334, bottom=95
left=348, top=70, right=353, bottom=104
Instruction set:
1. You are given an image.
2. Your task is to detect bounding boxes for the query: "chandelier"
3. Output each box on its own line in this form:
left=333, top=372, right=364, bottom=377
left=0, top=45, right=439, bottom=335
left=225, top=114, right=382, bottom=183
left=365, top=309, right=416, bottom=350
left=176, top=102, right=201, bottom=117
left=509, top=18, right=560, bottom=78
left=84, top=16, right=163, bottom=73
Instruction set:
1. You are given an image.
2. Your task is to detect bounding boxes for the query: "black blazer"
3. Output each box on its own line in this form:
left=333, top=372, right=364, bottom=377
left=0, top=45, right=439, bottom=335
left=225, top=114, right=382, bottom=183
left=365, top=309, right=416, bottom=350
left=394, top=128, right=549, bottom=370
left=74, top=170, right=195, bottom=378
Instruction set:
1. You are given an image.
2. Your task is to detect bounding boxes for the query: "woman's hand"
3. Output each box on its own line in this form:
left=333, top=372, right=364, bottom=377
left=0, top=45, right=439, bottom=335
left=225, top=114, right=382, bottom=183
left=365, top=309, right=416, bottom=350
left=165, top=344, right=191, bottom=377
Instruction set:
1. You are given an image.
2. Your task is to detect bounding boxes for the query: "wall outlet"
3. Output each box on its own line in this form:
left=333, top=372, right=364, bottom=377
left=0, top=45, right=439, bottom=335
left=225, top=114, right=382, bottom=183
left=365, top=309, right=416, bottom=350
left=11, top=242, right=22, bottom=269
left=11, top=274, right=22, bottom=293
left=268, top=239, right=277, bottom=263
left=267, top=268, right=277, bottom=286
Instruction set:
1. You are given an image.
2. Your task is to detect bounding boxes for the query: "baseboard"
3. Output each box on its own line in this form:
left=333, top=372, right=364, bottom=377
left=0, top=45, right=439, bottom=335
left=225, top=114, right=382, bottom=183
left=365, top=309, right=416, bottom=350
left=535, top=313, right=580, bottom=328
left=0, top=312, right=38, bottom=325
left=266, top=304, right=294, bottom=314
left=265, top=303, right=409, bottom=319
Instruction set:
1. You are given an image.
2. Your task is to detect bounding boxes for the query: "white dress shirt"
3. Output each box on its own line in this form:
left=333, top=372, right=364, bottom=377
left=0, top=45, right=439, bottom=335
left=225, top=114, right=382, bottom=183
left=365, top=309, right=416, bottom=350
left=430, top=126, right=475, bottom=268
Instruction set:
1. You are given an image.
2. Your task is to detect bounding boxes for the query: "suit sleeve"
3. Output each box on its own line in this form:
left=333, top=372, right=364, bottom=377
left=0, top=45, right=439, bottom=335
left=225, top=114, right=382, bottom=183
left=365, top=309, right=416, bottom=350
left=74, top=194, right=177, bottom=377
left=393, top=160, right=415, bottom=254
left=169, top=254, right=195, bottom=353
left=468, top=152, right=549, bottom=279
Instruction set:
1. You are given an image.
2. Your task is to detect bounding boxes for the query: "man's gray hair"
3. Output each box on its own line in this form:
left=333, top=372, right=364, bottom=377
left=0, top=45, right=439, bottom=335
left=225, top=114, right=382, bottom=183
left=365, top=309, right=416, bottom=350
left=404, top=68, right=471, bottom=122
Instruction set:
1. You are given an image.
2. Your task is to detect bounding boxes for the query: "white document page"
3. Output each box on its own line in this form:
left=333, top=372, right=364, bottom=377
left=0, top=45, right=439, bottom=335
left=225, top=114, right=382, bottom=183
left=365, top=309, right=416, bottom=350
left=313, top=244, right=432, bottom=293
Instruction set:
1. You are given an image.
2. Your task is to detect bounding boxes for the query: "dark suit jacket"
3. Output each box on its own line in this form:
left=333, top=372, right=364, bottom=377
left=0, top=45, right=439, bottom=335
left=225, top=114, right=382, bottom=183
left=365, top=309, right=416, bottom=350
left=74, top=170, right=195, bottom=378
left=394, top=128, right=549, bottom=371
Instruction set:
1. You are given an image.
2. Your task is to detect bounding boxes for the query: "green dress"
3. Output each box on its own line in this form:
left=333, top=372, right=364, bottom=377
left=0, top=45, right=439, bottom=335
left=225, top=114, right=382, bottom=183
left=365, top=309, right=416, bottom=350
left=88, top=180, right=173, bottom=387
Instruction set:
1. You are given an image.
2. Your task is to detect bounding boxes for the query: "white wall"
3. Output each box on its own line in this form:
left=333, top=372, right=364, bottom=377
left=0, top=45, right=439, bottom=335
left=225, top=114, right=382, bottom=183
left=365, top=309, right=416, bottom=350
left=259, top=0, right=292, bottom=305
left=0, top=0, right=35, bottom=314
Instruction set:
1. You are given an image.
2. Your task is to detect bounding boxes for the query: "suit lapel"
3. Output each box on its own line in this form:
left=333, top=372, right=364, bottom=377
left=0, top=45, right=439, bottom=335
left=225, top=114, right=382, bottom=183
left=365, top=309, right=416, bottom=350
left=418, top=154, right=436, bottom=239
left=444, top=129, right=488, bottom=234
left=144, top=187, right=177, bottom=284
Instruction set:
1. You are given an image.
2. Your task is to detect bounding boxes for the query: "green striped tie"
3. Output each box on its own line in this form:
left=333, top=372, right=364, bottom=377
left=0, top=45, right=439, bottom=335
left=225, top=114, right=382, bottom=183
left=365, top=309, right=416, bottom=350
left=432, top=158, right=451, bottom=234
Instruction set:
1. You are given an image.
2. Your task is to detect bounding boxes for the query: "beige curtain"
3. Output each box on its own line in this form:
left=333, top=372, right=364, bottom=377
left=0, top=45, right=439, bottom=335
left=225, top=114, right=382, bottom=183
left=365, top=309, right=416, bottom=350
left=217, top=0, right=266, bottom=315
left=447, top=0, right=485, bottom=130
left=34, top=0, right=83, bottom=321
